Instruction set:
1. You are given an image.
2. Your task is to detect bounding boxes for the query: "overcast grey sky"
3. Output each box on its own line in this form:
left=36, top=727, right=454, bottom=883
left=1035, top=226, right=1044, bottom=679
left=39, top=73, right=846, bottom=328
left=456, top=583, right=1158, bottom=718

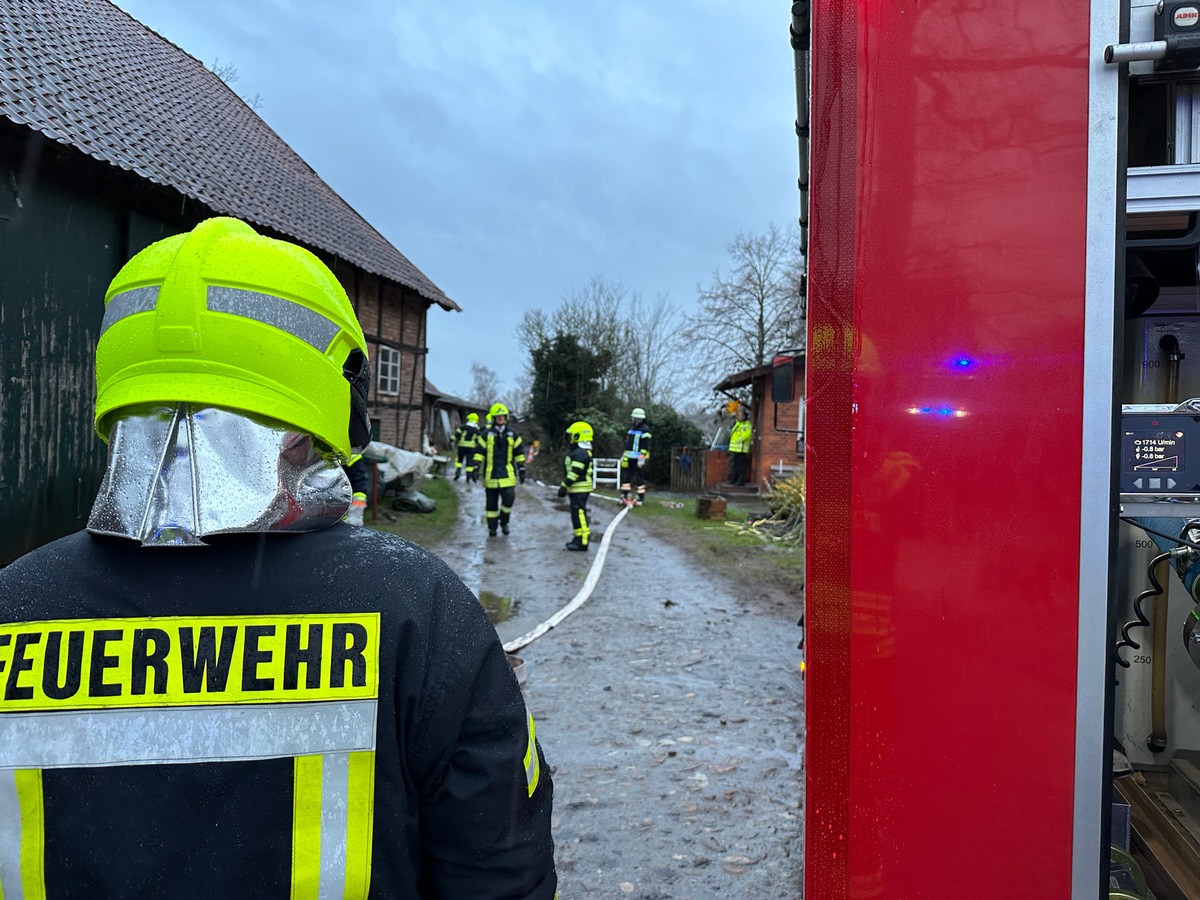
left=111, top=0, right=800, bottom=402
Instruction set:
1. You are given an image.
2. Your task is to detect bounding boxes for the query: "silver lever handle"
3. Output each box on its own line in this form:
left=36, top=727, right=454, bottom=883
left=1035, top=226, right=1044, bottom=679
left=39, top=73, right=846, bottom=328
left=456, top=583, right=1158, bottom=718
left=1104, top=40, right=1168, bottom=63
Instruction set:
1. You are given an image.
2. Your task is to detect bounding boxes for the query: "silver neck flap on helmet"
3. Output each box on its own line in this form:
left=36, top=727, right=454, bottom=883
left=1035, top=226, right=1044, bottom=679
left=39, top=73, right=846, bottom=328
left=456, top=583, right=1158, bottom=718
left=87, top=404, right=351, bottom=547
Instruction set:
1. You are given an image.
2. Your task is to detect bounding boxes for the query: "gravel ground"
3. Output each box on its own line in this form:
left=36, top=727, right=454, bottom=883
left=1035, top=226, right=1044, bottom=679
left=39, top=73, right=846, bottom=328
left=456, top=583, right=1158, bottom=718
left=420, top=479, right=805, bottom=899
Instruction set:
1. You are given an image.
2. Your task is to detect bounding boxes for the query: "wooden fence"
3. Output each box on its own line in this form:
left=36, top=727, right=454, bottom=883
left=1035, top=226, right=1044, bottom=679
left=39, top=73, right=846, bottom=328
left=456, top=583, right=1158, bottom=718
left=669, top=447, right=706, bottom=494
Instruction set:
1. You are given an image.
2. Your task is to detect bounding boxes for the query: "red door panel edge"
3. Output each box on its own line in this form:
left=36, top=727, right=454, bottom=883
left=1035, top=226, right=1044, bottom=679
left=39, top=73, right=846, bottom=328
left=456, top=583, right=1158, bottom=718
left=805, top=1, right=1091, bottom=896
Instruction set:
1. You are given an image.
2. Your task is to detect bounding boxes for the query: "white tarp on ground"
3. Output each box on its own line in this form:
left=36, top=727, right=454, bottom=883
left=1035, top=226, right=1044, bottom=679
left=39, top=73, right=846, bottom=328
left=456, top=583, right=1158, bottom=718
left=365, top=441, right=434, bottom=485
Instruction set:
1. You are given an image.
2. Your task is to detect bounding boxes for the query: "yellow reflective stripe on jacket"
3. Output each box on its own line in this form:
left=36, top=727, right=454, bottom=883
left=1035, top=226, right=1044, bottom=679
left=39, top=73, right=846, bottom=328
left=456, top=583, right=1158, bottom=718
left=0, top=614, right=380, bottom=711
left=563, top=454, right=592, bottom=493
left=0, top=753, right=378, bottom=900
left=480, top=429, right=523, bottom=486
left=290, top=750, right=377, bottom=900
left=292, top=755, right=323, bottom=899
left=523, top=713, right=540, bottom=797
left=0, top=614, right=382, bottom=899
left=343, top=751, right=376, bottom=899
left=0, top=768, right=46, bottom=900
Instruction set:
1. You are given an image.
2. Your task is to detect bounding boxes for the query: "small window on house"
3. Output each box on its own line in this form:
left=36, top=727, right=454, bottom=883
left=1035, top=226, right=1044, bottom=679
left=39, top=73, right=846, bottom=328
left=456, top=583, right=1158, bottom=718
left=377, top=346, right=401, bottom=396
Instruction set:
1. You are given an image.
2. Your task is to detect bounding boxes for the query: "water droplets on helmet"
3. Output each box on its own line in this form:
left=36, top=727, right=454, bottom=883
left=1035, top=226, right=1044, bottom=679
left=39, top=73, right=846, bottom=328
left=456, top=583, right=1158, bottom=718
left=94, top=217, right=370, bottom=461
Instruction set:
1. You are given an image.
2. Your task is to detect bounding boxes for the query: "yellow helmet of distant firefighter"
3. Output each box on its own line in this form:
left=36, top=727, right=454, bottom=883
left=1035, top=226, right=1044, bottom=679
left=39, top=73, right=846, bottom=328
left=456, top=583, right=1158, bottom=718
left=94, top=217, right=370, bottom=462
left=565, top=421, right=594, bottom=444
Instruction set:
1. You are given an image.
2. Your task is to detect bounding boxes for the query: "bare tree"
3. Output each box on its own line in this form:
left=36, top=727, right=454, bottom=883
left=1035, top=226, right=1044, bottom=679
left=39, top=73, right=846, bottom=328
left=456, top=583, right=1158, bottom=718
left=468, top=362, right=501, bottom=407
left=519, top=276, right=691, bottom=407
left=511, top=369, right=533, bottom=418
left=210, top=58, right=239, bottom=85
left=209, top=58, right=265, bottom=112
left=684, top=223, right=805, bottom=377
left=616, top=293, right=686, bottom=407
left=518, top=276, right=626, bottom=395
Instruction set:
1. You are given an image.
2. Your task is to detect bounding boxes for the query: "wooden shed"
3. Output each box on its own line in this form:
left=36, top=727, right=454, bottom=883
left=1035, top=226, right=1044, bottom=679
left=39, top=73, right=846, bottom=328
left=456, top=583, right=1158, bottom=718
left=710, top=351, right=806, bottom=491
left=424, top=382, right=487, bottom=457
left=0, top=1, right=458, bottom=563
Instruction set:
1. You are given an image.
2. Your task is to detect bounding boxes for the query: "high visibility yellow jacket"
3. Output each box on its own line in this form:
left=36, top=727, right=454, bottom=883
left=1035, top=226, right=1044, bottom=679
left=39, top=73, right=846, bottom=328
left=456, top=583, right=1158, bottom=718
left=0, top=528, right=557, bottom=899
left=730, top=420, right=753, bottom=454
left=561, top=445, right=593, bottom=494
left=477, top=426, right=525, bottom=488
left=454, top=422, right=481, bottom=453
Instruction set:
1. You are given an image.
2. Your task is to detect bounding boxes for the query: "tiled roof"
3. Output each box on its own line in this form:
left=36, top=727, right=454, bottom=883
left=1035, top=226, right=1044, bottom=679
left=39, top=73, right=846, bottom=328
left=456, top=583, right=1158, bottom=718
left=0, top=0, right=458, bottom=311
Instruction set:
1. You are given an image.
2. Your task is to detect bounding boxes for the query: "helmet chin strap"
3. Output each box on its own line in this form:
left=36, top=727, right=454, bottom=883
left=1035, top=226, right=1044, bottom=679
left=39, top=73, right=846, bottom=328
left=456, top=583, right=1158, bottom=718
left=87, top=404, right=351, bottom=547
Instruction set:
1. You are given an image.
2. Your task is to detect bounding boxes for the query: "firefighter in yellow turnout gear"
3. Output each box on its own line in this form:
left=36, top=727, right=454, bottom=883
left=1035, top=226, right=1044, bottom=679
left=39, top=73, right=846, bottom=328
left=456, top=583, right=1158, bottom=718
left=557, top=421, right=594, bottom=551
left=477, top=402, right=525, bottom=536
left=453, top=412, right=482, bottom=482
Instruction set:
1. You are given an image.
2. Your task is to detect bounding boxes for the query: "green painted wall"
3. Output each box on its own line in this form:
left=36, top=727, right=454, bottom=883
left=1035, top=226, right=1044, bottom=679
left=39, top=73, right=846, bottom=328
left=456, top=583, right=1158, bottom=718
left=1, top=132, right=180, bottom=564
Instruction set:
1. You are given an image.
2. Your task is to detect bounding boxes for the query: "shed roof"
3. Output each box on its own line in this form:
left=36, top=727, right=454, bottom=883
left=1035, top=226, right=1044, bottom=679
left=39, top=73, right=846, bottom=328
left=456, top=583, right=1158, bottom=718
left=424, top=381, right=487, bottom=413
left=0, top=0, right=459, bottom=311
left=713, top=349, right=805, bottom=392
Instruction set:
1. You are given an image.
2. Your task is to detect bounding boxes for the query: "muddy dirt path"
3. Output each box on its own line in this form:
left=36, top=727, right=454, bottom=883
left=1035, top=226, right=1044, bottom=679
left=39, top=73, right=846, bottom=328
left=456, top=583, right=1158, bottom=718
left=423, top=480, right=804, bottom=899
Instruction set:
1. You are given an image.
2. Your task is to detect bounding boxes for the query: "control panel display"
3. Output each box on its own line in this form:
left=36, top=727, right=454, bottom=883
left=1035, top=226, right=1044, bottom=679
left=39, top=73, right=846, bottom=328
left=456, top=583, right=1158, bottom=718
left=1121, top=411, right=1200, bottom=495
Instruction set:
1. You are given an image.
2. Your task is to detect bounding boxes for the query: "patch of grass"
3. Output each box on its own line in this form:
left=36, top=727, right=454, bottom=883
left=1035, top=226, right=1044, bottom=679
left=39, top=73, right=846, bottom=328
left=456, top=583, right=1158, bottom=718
left=603, top=491, right=805, bottom=596
left=366, top=476, right=459, bottom=546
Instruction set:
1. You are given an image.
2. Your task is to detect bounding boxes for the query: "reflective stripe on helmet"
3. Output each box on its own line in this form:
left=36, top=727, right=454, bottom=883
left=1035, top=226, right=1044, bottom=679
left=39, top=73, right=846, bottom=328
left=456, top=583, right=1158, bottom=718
left=207, top=286, right=342, bottom=352
left=101, top=286, right=347, bottom=351
left=99, top=286, right=160, bottom=337
left=95, top=218, right=371, bottom=462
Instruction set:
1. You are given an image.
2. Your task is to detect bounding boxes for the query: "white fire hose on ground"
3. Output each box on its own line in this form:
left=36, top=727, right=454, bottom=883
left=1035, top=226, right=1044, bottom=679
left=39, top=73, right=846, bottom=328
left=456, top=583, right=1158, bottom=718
left=502, top=498, right=631, bottom=654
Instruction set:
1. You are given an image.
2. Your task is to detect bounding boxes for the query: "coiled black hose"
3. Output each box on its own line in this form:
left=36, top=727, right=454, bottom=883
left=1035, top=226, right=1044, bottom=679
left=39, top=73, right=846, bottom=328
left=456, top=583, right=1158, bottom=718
left=1115, top=551, right=1173, bottom=669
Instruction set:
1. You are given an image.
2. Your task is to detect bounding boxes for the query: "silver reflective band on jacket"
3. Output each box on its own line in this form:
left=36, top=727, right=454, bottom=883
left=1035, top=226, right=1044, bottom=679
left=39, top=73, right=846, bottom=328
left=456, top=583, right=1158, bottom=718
left=87, top=404, right=351, bottom=546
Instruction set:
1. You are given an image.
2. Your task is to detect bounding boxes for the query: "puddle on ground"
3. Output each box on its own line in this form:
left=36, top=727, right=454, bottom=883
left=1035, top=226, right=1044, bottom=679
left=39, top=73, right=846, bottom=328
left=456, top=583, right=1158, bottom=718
left=478, top=590, right=514, bottom=624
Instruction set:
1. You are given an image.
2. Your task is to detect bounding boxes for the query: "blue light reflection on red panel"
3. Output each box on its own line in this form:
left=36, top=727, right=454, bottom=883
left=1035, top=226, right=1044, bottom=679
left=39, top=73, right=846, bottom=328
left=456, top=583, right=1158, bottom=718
left=823, top=0, right=1087, bottom=895
left=907, top=405, right=969, bottom=418
left=904, top=355, right=984, bottom=416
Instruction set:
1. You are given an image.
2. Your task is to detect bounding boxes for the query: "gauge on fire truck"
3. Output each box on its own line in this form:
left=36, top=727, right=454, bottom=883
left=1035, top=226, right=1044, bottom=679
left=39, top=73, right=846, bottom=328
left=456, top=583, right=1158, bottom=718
left=1120, top=403, right=1200, bottom=499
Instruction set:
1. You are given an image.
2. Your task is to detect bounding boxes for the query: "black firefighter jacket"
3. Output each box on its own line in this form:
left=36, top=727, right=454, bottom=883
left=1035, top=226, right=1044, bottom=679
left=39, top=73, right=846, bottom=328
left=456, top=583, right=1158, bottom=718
left=0, top=525, right=556, bottom=899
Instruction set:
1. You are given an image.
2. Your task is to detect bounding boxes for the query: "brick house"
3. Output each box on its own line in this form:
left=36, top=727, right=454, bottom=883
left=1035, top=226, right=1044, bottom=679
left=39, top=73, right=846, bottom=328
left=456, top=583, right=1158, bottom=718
left=0, top=1, right=457, bottom=563
left=709, top=351, right=806, bottom=491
